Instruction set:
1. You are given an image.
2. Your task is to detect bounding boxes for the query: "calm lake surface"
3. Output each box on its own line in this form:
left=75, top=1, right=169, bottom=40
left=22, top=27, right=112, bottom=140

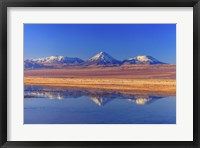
left=24, top=85, right=176, bottom=124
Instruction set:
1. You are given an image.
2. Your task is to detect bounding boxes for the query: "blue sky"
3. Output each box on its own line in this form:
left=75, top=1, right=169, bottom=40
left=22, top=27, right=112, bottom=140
left=24, top=24, right=176, bottom=64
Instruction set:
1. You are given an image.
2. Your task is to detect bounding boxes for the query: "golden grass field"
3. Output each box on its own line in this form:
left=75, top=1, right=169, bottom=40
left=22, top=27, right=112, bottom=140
left=24, top=64, right=176, bottom=95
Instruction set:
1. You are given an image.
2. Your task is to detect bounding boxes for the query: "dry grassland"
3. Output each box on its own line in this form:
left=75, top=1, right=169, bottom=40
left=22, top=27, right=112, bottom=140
left=24, top=64, right=176, bottom=95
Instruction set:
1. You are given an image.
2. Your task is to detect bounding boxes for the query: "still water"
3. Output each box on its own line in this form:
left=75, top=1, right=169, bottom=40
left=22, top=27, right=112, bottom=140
left=24, top=85, right=176, bottom=124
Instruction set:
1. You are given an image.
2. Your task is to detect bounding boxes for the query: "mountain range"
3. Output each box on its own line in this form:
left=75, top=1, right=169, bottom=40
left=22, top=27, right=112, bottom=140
left=24, top=51, right=165, bottom=69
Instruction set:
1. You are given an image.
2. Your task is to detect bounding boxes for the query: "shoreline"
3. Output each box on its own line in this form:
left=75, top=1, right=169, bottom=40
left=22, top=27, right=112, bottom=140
left=24, top=77, right=176, bottom=95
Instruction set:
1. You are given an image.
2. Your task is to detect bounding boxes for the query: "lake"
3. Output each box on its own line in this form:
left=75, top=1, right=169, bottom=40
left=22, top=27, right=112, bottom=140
left=24, top=85, right=176, bottom=124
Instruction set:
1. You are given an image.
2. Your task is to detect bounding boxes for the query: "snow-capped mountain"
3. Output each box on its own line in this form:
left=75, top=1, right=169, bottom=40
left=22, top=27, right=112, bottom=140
left=24, top=56, right=84, bottom=69
left=83, top=52, right=121, bottom=66
left=123, top=55, right=165, bottom=64
left=24, top=53, right=166, bottom=69
left=24, top=60, right=45, bottom=69
left=30, top=56, right=84, bottom=64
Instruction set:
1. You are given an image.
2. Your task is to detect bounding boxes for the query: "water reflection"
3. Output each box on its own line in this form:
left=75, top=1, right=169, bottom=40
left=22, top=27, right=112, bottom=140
left=24, top=85, right=164, bottom=106
left=24, top=85, right=176, bottom=124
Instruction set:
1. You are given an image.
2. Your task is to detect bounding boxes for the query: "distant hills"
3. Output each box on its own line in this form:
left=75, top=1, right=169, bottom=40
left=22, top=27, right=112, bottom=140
left=24, top=51, right=166, bottom=69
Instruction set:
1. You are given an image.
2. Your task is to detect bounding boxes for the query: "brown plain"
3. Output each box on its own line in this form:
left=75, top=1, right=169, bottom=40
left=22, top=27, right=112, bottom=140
left=24, top=64, right=176, bottom=95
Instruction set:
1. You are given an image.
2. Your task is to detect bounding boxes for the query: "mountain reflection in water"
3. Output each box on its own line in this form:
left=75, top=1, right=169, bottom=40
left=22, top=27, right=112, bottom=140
left=24, top=85, right=164, bottom=106
left=24, top=85, right=176, bottom=124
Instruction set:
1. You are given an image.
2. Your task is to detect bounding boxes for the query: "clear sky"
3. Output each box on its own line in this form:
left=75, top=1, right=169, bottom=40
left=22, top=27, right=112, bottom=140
left=24, top=24, right=176, bottom=64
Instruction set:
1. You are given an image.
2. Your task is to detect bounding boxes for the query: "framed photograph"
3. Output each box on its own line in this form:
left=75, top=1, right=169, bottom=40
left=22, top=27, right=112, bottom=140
left=0, top=0, right=199, bottom=147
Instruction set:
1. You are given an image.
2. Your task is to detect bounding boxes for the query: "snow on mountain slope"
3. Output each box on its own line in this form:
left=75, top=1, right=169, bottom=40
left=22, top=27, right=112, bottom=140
left=84, top=52, right=122, bottom=65
left=24, top=60, right=45, bottom=69
left=31, top=56, right=84, bottom=64
left=24, top=56, right=84, bottom=69
left=123, top=55, right=165, bottom=64
left=24, top=53, right=166, bottom=69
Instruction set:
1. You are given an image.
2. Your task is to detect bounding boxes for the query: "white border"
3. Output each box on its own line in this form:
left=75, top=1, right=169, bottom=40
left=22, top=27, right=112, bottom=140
left=7, top=7, right=193, bottom=141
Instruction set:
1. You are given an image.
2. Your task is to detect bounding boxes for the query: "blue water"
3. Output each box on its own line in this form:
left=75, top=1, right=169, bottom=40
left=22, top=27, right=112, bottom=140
left=24, top=85, right=176, bottom=124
